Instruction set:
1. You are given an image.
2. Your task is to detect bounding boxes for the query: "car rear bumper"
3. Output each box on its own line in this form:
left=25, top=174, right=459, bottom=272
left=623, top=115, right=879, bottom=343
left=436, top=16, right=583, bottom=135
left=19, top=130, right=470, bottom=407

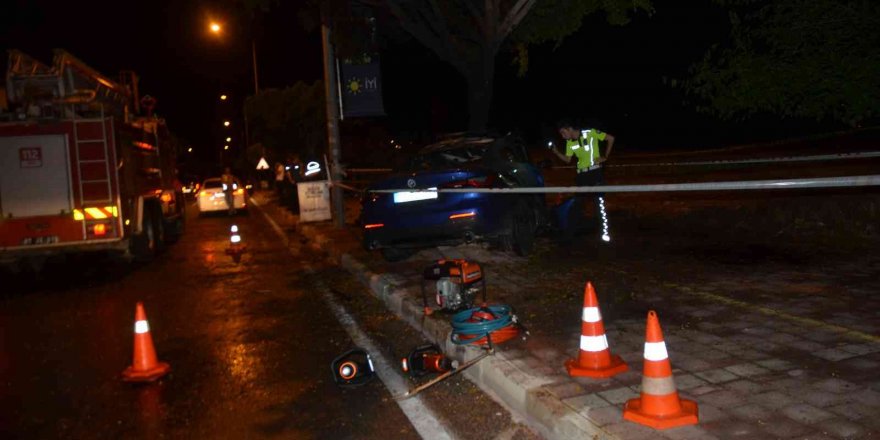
left=198, top=194, right=246, bottom=212
left=362, top=215, right=490, bottom=249
left=0, top=238, right=128, bottom=265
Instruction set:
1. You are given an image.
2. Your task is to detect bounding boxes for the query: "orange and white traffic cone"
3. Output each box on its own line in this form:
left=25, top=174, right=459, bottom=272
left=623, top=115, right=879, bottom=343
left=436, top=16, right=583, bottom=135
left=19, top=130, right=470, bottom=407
left=564, top=282, right=628, bottom=378
left=624, top=310, right=698, bottom=429
left=122, top=302, right=171, bottom=382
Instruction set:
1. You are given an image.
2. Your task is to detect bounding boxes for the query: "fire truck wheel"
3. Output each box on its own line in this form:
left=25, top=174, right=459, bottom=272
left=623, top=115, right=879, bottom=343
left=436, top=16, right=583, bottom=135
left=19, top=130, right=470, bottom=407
left=151, top=203, right=167, bottom=253
left=131, top=212, right=157, bottom=262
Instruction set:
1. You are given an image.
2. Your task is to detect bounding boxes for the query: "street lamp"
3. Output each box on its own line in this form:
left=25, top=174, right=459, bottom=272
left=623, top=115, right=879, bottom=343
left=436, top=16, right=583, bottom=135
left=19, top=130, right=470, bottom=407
left=226, top=136, right=232, bottom=142
left=220, top=94, right=227, bottom=101
left=210, top=22, right=221, bottom=34
left=223, top=120, right=230, bottom=127
left=187, top=147, right=193, bottom=153
left=224, top=145, right=229, bottom=150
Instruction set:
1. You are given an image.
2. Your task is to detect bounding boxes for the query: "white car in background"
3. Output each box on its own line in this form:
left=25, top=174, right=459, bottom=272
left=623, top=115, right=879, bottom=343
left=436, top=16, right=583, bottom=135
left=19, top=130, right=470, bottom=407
left=197, top=178, right=247, bottom=214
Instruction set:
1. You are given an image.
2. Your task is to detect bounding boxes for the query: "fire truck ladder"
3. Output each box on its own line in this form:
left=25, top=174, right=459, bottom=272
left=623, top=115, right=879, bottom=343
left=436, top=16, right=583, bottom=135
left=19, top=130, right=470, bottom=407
left=72, top=106, right=114, bottom=238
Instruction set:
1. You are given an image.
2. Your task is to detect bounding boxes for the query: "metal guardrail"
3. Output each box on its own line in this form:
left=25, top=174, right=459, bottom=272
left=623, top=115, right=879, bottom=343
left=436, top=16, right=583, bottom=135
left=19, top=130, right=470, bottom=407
left=368, top=175, right=880, bottom=194
left=547, top=151, right=880, bottom=170
left=345, top=151, right=880, bottom=174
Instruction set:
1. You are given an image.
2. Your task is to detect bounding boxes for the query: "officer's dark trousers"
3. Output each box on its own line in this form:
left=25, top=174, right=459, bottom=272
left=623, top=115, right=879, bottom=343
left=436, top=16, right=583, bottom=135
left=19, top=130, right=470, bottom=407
left=567, top=167, right=609, bottom=239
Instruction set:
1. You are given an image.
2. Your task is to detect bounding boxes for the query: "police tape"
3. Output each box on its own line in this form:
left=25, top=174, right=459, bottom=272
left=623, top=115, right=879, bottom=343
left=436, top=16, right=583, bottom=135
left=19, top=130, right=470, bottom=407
left=331, top=181, right=364, bottom=192
left=369, top=174, right=880, bottom=194
left=346, top=168, right=393, bottom=173
left=340, top=151, right=880, bottom=174
left=555, top=150, right=880, bottom=169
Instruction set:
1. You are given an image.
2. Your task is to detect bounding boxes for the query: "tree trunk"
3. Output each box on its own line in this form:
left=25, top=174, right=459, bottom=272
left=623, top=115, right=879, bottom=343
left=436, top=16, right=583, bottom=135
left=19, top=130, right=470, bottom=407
left=465, top=49, right=496, bottom=131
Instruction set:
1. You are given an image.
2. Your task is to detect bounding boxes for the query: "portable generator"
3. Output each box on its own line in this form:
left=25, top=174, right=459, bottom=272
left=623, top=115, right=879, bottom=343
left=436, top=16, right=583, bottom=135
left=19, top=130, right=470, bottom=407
left=421, top=259, right=487, bottom=312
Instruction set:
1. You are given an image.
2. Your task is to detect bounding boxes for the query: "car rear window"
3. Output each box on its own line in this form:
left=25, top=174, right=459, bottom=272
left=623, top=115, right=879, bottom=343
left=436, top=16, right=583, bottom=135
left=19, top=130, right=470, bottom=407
left=408, top=143, right=489, bottom=170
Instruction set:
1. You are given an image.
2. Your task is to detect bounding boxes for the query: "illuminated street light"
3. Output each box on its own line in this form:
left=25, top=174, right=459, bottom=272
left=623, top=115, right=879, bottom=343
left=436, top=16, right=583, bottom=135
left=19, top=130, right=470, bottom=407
left=226, top=137, right=232, bottom=142
left=223, top=120, right=230, bottom=127
left=220, top=94, right=227, bottom=101
left=224, top=145, right=229, bottom=150
left=210, top=22, right=221, bottom=34
left=187, top=147, right=193, bottom=153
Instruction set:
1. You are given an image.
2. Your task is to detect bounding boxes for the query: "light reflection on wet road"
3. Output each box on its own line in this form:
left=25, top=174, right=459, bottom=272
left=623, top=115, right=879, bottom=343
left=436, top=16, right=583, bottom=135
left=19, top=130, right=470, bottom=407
left=0, top=205, right=422, bottom=439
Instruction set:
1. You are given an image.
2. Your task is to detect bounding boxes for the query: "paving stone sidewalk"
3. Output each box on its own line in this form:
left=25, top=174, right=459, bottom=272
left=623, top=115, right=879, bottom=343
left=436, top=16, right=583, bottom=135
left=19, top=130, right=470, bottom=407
left=252, top=191, right=880, bottom=440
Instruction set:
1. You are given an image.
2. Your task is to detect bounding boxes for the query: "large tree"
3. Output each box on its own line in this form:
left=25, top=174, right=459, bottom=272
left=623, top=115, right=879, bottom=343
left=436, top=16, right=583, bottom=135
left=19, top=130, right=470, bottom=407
left=360, top=0, right=653, bottom=130
left=245, top=0, right=652, bottom=130
left=245, top=81, right=327, bottom=161
left=683, top=0, right=880, bottom=126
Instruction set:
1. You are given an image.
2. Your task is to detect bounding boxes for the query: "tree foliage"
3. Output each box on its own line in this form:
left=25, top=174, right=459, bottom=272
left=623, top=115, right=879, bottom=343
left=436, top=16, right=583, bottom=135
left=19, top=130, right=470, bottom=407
left=242, top=1, right=651, bottom=130
left=244, top=82, right=326, bottom=160
left=683, top=0, right=880, bottom=125
left=361, top=0, right=652, bottom=129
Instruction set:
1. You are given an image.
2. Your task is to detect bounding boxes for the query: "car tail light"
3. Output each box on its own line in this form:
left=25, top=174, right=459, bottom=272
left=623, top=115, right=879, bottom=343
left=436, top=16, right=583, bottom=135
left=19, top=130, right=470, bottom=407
left=440, top=174, right=496, bottom=189
left=364, top=223, right=384, bottom=229
left=93, top=223, right=107, bottom=236
left=449, top=212, right=476, bottom=220
left=234, top=188, right=244, bottom=195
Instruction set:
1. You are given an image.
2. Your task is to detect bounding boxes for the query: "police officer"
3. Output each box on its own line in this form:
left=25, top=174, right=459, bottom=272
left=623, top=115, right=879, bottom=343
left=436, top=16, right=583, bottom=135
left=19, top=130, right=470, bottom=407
left=549, top=120, right=614, bottom=242
left=220, top=166, right=237, bottom=215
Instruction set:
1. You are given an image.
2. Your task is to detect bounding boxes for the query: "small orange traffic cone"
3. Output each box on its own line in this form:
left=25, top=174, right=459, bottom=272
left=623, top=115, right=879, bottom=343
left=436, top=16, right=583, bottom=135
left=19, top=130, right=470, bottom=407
left=122, top=302, right=171, bottom=382
left=564, top=282, right=628, bottom=378
left=624, top=310, right=698, bottom=429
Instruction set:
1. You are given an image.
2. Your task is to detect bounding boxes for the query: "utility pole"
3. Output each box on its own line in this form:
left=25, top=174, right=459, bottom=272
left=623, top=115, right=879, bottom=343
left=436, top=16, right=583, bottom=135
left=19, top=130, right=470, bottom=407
left=321, top=9, right=344, bottom=227
left=251, top=39, right=260, bottom=94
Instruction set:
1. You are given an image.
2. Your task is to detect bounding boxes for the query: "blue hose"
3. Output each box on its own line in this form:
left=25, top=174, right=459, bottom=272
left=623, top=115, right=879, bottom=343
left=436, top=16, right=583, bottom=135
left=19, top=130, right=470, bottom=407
left=450, top=305, right=515, bottom=345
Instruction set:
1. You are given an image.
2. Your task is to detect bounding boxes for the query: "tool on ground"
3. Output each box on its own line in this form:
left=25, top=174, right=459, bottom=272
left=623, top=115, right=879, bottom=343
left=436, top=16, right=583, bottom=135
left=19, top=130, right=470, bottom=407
left=401, top=344, right=456, bottom=377
left=225, top=224, right=246, bottom=263
left=122, top=302, right=171, bottom=382
left=395, top=346, right=492, bottom=401
left=564, top=281, right=628, bottom=378
left=421, top=259, right=486, bottom=314
left=624, top=310, right=699, bottom=429
left=331, top=348, right=376, bottom=388
left=450, top=304, right=523, bottom=346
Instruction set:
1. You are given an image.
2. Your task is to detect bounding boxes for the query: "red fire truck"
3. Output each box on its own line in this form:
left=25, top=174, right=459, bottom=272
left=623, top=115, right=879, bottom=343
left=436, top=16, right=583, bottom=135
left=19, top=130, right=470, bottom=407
left=0, top=50, right=185, bottom=271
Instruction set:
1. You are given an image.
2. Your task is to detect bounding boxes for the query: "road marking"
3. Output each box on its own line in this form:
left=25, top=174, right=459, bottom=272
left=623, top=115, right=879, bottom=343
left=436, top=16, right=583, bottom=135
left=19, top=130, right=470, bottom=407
left=251, top=196, right=456, bottom=440
left=249, top=197, right=289, bottom=248
left=322, top=291, right=455, bottom=440
left=665, top=283, right=880, bottom=344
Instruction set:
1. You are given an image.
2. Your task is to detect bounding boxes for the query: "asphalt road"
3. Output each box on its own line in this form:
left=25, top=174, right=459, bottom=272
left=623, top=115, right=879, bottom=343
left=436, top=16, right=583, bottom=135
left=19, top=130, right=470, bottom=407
left=0, top=203, right=538, bottom=440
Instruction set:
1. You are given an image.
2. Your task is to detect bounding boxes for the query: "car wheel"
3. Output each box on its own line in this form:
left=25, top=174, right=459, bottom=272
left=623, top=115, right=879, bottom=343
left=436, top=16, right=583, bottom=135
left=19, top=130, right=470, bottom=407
left=380, top=247, right=415, bottom=262
left=501, top=199, right=536, bottom=256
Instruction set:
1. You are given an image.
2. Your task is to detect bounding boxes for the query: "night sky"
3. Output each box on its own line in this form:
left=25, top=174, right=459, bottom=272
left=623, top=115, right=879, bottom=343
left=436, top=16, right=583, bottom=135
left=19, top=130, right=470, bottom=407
left=1, top=0, right=845, bottom=165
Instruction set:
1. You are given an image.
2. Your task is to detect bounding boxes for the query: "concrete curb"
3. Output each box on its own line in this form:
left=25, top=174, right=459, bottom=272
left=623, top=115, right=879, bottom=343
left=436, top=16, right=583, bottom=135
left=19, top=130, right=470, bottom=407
left=298, top=223, right=619, bottom=440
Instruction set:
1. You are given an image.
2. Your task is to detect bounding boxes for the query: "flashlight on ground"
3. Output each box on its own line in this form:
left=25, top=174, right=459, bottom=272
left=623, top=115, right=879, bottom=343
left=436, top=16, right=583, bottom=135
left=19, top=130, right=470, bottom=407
left=331, top=348, right=376, bottom=387
left=401, top=344, right=455, bottom=377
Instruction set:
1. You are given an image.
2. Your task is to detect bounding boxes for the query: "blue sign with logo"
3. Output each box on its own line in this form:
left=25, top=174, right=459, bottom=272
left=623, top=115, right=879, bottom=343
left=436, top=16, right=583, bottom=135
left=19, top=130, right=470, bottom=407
left=339, top=54, right=385, bottom=118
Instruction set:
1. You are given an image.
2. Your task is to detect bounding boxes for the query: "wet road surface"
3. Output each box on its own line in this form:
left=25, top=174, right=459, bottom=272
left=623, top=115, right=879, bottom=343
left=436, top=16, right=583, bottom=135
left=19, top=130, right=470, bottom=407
left=0, top=203, right=538, bottom=439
